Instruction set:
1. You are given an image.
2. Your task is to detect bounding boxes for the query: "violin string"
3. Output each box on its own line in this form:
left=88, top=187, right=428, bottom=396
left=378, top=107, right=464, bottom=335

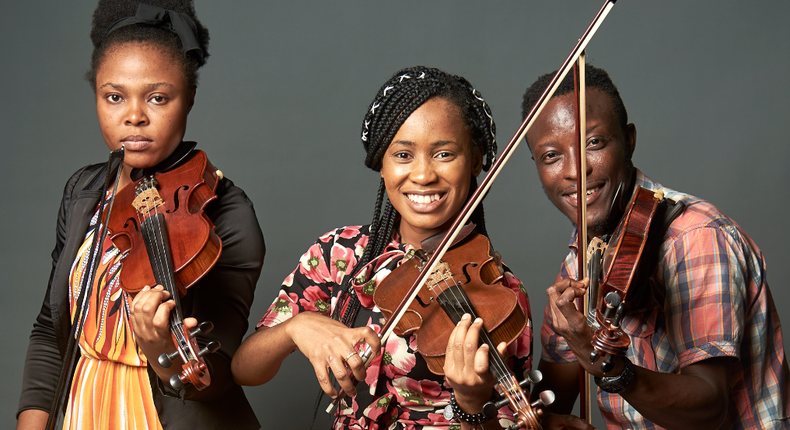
left=431, top=273, right=509, bottom=379
left=147, top=181, right=184, bottom=325
left=439, top=275, right=528, bottom=412
left=434, top=271, right=526, bottom=407
left=137, top=180, right=185, bottom=349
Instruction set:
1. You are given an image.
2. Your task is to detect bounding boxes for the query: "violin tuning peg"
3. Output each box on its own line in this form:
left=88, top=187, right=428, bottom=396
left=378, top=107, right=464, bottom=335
left=524, top=369, right=543, bottom=385
left=158, top=350, right=180, bottom=369
left=189, top=321, right=214, bottom=338
left=197, top=341, right=221, bottom=358
left=590, top=349, right=601, bottom=364
left=482, top=401, right=498, bottom=419
left=530, top=390, right=555, bottom=409
left=169, top=374, right=184, bottom=390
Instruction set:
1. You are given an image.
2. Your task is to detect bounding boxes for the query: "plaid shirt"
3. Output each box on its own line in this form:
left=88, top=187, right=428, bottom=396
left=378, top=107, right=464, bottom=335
left=542, top=170, right=790, bottom=429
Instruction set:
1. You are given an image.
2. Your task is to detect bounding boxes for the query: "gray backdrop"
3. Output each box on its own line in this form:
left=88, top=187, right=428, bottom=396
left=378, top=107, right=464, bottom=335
left=2, top=1, right=788, bottom=429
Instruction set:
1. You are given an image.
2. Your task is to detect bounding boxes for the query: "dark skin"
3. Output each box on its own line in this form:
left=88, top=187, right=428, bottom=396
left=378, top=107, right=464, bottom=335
left=17, top=42, right=200, bottom=429
left=233, top=99, right=507, bottom=430
left=526, top=89, right=733, bottom=429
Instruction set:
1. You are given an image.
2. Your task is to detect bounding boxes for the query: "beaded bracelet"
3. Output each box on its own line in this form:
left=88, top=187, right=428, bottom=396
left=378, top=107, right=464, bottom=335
left=443, top=392, right=491, bottom=424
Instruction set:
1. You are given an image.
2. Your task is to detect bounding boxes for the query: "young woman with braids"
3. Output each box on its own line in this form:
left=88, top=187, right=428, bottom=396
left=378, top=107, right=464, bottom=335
left=232, top=66, right=534, bottom=430
left=16, top=1, right=264, bottom=429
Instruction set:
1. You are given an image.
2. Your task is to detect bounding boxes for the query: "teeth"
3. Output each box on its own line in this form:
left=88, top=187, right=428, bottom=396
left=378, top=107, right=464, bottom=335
left=570, top=187, right=598, bottom=200
left=407, top=194, right=441, bottom=204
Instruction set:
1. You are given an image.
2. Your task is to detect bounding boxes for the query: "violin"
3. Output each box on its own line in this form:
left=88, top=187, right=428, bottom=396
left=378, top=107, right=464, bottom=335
left=586, top=185, right=664, bottom=372
left=107, top=142, right=223, bottom=390
left=585, top=182, right=684, bottom=373
left=374, top=229, right=551, bottom=429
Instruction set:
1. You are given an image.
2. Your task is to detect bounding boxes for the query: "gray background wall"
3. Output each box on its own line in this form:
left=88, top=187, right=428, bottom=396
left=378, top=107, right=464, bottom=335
left=2, top=1, right=788, bottom=428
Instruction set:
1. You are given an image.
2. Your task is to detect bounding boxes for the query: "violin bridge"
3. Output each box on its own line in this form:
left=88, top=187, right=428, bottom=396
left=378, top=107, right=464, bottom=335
left=425, top=262, right=453, bottom=292
left=133, top=179, right=165, bottom=216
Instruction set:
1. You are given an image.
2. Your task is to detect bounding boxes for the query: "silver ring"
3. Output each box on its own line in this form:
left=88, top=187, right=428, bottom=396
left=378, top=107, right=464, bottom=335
left=345, top=352, right=357, bottom=361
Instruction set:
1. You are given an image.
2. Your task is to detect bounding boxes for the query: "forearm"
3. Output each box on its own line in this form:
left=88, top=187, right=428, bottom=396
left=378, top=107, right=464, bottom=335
left=532, top=360, right=580, bottom=414
left=16, top=409, right=48, bottom=430
left=618, top=357, right=731, bottom=430
left=231, top=321, right=297, bottom=386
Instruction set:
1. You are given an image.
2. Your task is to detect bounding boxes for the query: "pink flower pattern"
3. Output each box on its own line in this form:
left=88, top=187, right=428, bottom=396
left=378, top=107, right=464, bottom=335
left=257, top=225, right=533, bottom=429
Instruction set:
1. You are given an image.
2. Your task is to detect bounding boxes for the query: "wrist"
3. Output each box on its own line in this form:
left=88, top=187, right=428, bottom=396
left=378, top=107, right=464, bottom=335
left=444, top=391, right=492, bottom=425
left=594, top=356, right=635, bottom=393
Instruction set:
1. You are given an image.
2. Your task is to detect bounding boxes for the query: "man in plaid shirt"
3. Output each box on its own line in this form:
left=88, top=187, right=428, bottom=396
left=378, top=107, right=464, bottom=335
left=521, top=65, right=789, bottom=429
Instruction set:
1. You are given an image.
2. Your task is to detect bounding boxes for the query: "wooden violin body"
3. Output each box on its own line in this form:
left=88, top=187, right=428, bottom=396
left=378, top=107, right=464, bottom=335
left=107, top=149, right=222, bottom=296
left=588, top=185, right=664, bottom=370
left=106, top=148, right=223, bottom=390
left=373, top=232, right=527, bottom=375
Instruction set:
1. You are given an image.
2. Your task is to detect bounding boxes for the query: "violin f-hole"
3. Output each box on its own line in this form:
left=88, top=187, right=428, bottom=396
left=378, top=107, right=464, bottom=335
left=458, top=262, right=478, bottom=285
left=123, top=217, right=139, bottom=233
left=166, top=185, right=190, bottom=214
left=415, top=295, right=433, bottom=308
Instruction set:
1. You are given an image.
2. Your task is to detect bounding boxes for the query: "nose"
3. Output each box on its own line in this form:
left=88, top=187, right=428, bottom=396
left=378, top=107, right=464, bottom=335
left=562, top=145, right=593, bottom=181
left=124, top=98, right=148, bottom=126
left=409, top=154, right=438, bottom=185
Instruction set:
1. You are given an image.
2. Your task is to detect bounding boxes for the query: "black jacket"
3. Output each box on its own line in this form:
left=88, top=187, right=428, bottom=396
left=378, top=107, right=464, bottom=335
left=18, top=160, right=264, bottom=429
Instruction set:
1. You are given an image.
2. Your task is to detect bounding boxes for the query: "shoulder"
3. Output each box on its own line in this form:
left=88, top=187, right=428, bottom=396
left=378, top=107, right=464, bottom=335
left=324, top=224, right=371, bottom=246
left=316, top=225, right=371, bottom=244
left=650, top=184, right=765, bottom=275
left=63, top=162, right=107, bottom=198
left=638, top=171, right=741, bottom=243
left=207, top=177, right=266, bottom=262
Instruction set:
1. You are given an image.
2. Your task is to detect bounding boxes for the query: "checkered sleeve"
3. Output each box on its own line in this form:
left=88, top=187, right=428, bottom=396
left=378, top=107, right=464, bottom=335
left=661, top=225, right=744, bottom=368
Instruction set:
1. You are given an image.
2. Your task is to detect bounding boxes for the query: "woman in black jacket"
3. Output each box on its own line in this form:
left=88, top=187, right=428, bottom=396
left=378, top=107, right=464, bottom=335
left=16, top=1, right=264, bottom=429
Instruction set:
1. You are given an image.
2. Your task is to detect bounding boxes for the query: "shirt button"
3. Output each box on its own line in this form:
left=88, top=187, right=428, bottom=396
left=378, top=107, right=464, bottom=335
left=642, top=324, right=648, bottom=332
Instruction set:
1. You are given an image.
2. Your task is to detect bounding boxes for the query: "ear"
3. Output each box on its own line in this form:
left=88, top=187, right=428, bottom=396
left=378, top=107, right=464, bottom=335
left=187, top=87, right=197, bottom=113
left=624, top=123, right=636, bottom=160
left=472, top=147, right=484, bottom=177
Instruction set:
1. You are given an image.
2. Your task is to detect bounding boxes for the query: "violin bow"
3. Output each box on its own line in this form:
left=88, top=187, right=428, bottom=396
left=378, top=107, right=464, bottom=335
left=331, top=0, right=619, bottom=421
left=46, top=148, right=125, bottom=430
left=573, top=53, right=593, bottom=424
left=377, top=0, right=618, bottom=350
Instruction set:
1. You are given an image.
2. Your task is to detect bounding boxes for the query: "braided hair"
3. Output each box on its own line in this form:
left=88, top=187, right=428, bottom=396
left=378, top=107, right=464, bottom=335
left=334, top=66, right=498, bottom=327
left=86, top=0, right=210, bottom=90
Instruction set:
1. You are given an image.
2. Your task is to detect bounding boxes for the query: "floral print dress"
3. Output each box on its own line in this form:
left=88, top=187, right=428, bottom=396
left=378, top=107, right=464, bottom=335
left=258, top=225, right=533, bottom=430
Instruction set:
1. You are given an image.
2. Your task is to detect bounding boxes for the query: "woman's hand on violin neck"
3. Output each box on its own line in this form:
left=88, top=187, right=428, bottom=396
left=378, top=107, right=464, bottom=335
left=444, top=314, right=501, bottom=415
left=129, top=285, right=193, bottom=380
left=287, top=312, right=381, bottom=399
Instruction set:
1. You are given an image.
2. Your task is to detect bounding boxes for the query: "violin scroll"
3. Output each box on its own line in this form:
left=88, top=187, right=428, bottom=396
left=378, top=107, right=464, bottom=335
left=589, top=292, right=629, bottom=373
left=482, top=370, right=555, bottom=430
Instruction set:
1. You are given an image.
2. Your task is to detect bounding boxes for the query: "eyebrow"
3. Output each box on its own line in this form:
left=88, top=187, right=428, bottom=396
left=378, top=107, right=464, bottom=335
left=99, top=82, right=176, bottom=90
left=390, top=140, right=458, bottom=147
left=532, top=123, right=604, bottom=150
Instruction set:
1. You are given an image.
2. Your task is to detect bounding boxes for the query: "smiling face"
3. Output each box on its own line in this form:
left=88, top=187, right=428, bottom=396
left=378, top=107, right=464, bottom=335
left=95, top=42, right=194, bottom=185
left=526, top=88, right=636, bottom=237
left=380, top=97, right=482, bottom=248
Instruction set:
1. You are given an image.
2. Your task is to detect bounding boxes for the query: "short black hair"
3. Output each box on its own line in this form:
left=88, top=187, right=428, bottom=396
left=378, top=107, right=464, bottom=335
left=521, top=64, right=628, bottom=143
left=86, top=0, right=210, bottom=90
